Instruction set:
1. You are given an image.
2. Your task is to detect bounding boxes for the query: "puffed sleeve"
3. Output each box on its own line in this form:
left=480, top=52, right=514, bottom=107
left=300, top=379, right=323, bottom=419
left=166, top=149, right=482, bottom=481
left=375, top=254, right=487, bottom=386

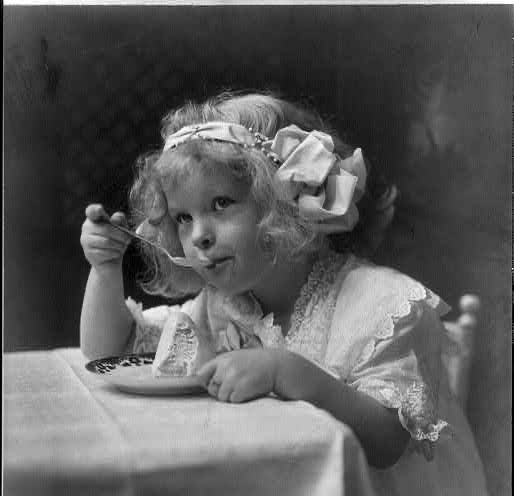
left=125, top=291, right=205, bottom=353
left=324, top=263, right=451, bottom=460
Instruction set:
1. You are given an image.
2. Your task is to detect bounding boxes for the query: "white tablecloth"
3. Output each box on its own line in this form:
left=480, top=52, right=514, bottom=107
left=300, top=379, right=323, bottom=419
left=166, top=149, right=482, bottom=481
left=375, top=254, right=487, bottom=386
left=4, top=348, right=377, bottom=496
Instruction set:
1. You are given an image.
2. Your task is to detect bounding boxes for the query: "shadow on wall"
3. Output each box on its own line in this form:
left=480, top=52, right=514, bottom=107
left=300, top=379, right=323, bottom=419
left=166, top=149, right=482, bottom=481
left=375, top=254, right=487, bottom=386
left=3, top=5, right=511, bottom=496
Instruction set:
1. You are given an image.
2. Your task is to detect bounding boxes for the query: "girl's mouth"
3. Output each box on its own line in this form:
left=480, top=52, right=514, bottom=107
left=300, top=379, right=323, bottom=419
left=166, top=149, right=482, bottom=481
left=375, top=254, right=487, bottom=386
left=202, top=256, right=233, bottom=270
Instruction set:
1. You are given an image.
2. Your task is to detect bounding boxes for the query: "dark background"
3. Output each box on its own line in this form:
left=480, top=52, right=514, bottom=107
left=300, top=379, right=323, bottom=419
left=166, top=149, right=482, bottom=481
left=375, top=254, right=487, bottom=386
left=4, top=5, right=511, bottom=495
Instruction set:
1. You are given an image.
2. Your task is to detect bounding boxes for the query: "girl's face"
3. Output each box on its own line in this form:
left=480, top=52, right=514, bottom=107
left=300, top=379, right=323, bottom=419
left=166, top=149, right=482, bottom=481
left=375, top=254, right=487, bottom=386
left=158, top=167, right=275, bottom=296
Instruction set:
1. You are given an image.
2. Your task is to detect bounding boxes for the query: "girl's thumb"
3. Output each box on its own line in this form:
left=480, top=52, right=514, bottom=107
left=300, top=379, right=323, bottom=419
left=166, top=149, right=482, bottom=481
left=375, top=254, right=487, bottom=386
left=85, top=203, right=109, bottom=222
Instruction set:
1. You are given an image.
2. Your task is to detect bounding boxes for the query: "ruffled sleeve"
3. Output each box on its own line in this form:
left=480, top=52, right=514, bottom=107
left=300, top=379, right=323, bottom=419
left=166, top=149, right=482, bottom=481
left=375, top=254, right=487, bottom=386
left=125, top=294, right=200, bottom=354
left=324, top=261, right=451, bottom=460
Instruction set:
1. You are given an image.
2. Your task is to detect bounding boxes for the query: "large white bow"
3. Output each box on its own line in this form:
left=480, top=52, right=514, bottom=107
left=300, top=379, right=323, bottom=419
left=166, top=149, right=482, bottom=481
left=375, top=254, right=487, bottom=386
left=269, top=125, right=367, bottom=233
left=163, top=121, right=368, bottom=233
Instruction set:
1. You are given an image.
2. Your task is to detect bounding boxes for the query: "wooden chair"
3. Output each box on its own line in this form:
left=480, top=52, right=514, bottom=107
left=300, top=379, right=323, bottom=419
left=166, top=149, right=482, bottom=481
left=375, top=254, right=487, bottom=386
left=441, top=294, right=481, bottom=408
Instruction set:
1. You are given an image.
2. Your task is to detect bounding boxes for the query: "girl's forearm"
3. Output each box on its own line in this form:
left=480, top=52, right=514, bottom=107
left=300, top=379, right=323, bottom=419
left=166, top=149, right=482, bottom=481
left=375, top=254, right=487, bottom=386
left=271, top=349, right=410, bottom=468
left=80, top=267, right=134, bottom=360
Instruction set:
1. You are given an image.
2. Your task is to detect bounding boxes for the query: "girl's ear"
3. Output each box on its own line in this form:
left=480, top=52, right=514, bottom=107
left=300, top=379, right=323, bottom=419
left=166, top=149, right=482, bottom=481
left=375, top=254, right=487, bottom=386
left=260, top=233, right=278, bottom=263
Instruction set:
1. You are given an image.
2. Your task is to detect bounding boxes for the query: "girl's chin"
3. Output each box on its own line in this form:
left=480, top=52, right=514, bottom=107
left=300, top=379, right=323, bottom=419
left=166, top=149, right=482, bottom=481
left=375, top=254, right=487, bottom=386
left=198, top=259, right=236, bottom=286
left=204, top=274, right=254, bottom=296
left=196, top=257, right=274, bottom=296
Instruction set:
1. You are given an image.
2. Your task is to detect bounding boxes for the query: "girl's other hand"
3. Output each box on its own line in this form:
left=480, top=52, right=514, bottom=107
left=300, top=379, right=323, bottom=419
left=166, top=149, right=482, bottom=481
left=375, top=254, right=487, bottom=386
left=196, top=349, right=278, bottom=403
left=80, top=204, right=131, bottom=274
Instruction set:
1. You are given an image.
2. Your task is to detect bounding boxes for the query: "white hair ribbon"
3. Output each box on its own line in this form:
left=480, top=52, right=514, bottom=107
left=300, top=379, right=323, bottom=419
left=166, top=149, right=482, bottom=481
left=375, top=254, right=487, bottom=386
left=162, top=122, right=367, bottom=233
left=270, top=125, right=367, bottom=233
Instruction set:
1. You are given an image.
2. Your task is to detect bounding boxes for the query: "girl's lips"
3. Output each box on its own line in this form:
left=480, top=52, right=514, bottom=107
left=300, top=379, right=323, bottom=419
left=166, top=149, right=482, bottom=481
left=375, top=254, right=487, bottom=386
left=202, top=256, right=233, bottom=270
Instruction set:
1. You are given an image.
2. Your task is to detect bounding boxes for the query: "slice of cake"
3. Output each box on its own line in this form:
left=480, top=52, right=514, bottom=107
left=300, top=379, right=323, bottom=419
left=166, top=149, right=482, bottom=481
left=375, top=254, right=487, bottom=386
left=152, top=312, right=200, bottom=377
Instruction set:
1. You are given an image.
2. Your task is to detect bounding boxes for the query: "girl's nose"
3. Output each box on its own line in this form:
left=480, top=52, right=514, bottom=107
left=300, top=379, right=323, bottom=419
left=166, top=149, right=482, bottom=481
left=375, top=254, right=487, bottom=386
left=191, top=221, right=215, bottom=250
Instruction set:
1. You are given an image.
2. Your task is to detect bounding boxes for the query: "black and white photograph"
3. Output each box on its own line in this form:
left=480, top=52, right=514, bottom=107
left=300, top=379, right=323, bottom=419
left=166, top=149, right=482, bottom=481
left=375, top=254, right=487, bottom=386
left=3, top=2, right=512, bottom=495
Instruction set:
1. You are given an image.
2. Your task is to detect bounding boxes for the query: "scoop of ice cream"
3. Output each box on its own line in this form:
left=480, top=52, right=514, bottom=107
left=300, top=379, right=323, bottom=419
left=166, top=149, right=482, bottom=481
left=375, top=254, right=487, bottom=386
left=152, top=312, right=215, bottom=377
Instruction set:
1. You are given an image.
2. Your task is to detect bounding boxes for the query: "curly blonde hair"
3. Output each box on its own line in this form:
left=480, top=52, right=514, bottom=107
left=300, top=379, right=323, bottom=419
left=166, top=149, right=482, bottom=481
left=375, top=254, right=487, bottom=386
left=129, top=91, right=393, bottom=299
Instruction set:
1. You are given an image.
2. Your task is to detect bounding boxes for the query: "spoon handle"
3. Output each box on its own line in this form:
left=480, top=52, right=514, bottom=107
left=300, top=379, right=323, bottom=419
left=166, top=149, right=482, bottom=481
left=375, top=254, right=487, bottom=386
left=104, top=218, right=192, bottom=268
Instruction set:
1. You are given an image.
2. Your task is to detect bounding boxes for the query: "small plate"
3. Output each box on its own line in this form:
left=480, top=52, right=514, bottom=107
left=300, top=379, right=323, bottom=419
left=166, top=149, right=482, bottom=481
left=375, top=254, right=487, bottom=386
left=85, top=353, right=205, bottom=396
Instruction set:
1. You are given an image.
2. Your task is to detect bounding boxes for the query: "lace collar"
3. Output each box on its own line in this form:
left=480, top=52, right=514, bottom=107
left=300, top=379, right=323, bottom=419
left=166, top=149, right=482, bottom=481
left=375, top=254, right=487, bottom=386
left=212, top=250, right=350, bottom=354
left=286, top=250, right=348, bottom=343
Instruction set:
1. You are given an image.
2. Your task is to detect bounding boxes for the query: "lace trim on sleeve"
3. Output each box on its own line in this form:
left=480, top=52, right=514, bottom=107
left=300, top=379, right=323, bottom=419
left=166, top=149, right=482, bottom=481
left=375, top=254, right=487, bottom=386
left=355, top=282, right=450, bottom=368
left=357, top=378, right=449, bottom=460
left=350, top=278, right=451, bottom=460
left=397, top=382, right=448, bottom=443
left=398, top=381, right=449, bottom=461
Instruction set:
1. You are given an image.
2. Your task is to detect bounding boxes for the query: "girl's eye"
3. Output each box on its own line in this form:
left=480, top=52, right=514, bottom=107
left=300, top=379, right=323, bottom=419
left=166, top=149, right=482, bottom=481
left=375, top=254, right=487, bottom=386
left=213, top=197, right=234, bottom=211
left=175, top=213, right=192, bottom=224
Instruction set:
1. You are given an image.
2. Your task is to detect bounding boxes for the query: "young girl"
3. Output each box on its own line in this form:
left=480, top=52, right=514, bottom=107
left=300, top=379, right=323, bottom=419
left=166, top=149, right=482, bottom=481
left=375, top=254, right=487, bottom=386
left=80, top=92, right=488, bottom=494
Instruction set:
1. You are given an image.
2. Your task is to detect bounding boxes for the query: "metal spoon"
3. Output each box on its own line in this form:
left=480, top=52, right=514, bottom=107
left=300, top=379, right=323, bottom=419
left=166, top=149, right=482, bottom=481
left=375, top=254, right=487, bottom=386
left=105, top=219, right=193, bottom=268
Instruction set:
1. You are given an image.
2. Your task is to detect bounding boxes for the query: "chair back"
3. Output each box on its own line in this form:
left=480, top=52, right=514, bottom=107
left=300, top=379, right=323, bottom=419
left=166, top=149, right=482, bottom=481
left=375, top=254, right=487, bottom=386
left=441, top=295, right=481, bottom=408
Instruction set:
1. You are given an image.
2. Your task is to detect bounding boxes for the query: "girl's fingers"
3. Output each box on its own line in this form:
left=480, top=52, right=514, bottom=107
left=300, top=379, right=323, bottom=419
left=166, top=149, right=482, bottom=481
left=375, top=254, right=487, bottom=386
left=229, top=388, right=246, bottom=404
left=85, top=205, right=128, bottom=232
left=85, top=204, right=109, bottom=222
left=217, top=378, right=236, bottom=402
left=84, top=232, right=129, bottom=249
left=207, top=376, right=224, bottom=398
left=196, top=359, right=218, bottom=387
left=110, top=211, right=128, bottom=227
left=227, top=377, right=251, bottom=403
left=229, top=376, right=262, bottom=403
left=82, top=217, right=131, bottom=244
left=88, top=246, right=124, bottom=256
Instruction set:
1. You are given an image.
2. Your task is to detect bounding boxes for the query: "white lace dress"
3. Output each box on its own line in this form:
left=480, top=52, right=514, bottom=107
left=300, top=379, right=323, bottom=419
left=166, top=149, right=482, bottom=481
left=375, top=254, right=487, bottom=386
left=126, top=251, right=489, bottom=496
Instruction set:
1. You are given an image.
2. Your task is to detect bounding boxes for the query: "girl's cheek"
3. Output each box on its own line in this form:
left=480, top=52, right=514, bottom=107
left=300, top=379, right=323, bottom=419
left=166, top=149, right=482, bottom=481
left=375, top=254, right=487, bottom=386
left=176, top=224, right=187, bottom=241
left=177, top=229, right=193, bottom=255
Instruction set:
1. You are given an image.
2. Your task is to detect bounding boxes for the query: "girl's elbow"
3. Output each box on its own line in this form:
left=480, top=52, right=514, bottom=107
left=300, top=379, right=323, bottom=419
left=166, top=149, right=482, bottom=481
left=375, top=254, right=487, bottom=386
left=366, top=426, right=411, bottom=469
left=80, top=342, right=101, bottom=361
left=79, top=329, right=98, bottom=361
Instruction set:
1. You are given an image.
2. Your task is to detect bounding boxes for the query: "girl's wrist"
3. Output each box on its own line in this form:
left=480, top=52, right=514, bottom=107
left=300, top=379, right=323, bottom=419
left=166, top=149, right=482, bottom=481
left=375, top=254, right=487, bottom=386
left=89, top=264, right=126, bottom=294
left=91, top=262, right=123, bottom=280
left=269, top=348, right=327, bottom=402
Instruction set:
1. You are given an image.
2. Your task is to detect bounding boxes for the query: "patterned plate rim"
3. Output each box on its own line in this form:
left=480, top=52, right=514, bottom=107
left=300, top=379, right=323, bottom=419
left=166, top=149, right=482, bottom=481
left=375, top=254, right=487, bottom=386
left=85, top=352, right=156, bottom=374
